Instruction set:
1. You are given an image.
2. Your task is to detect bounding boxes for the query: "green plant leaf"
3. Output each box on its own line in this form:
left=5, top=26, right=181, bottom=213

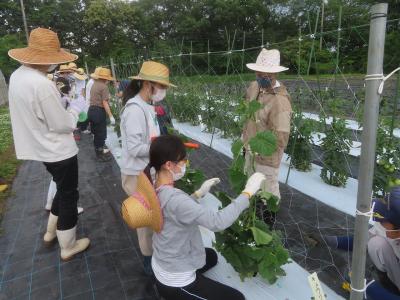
left=247, top=100, right=262, bottom=116
left=250, top=227, right=273, bottom=245
left=231, top=139, right=244, bottom=158
left=249, top=131, right=277, bottom=156
left=228, top=168, right=247, bottom=194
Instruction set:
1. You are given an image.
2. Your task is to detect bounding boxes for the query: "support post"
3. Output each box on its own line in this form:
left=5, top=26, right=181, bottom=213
left=110, top=58, right=117, bottom=82
left=319, top=1, right=325, bottom=51
left=207, top=40, right=210, bottom=75
left=298, top=20, right=302, bottom=76
left=241, top=31, right=246, bottom=73
left=390, top=70, right=400, bottom=139
left=84, top=61, right=89, bottom=76
left=307, top=9, right=320, bottom=76
left=334, top=6, right=342, bottom=95
left=19, top=0, right=29, bottom=43
left=190, top=41, right=193, bottom=76
left=350, top=4, right=388, bottom=300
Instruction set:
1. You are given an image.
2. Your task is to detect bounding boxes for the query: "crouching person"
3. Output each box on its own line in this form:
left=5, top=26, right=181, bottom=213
left=8, top=28, right=90, bottom=260
left=149, top=135, right=266, bottom=300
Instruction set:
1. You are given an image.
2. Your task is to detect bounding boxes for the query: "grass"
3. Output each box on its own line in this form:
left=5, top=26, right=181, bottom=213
left=0, top=106, right=21, bottom=224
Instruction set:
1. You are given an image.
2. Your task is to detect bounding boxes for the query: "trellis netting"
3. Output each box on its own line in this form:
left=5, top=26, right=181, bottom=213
left=103, top=16, right=400, bottom=299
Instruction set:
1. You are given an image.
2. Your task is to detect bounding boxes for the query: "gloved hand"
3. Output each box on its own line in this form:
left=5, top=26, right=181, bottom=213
left=110, top=116, right=116, bottom=125
left=194, top=178, right=221, bottom=199
left=242, top=172, right=266, bottom=197
left=69, top=97, right=87, bottom=114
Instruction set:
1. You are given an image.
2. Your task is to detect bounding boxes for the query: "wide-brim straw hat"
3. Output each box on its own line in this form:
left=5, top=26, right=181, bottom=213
left=246, top=48, right=288, bottom=73
left=8, top=28, right=77, bottom=65
left=129, top=61, right=176, bottom=87
left=74, top=68, right=88, bottom=80
left=121, top=172, right=163, bottom=233
left=68, top=62, right=78, bottom=71
left=91, top=67, right=114, bottom=81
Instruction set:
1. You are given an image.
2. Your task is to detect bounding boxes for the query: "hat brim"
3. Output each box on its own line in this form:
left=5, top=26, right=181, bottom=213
left=95, top=75, right=115, bottom=81
left=8, top=47, right=77, bottom=65
left=129, top=75, right=177, bottom=88
left=73, top=73, right=88, bottom=80
left=246, top=63, right=288, bottom=73
left=136, top=173, right=163, bottom=233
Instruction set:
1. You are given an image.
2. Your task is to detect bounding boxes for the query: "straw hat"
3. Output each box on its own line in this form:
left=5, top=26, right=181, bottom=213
left=73, top=68, right=88, bottom=80
left=90, top=67, right=101, bottom=79
left=121, top=172, right=163, bottom=233
left=91, top=67, right=114, bottom=81
left=8, top=28, right=77, bottom=65
left=58, top=64, right=74, bottom=73
left=246, top=49, right=288, bottom=73
left=129, top=61, right=176, bottom=87
left=67, top=62, right=78, bottom=71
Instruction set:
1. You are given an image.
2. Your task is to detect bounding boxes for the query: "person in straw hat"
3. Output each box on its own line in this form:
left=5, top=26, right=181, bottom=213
left=87, top=67, right=115, bottom=162
left=119, top=60, right=176, bottom=275
left=8, top=28, right=90, bottom=261
left=242, top=48, right=292, bottom=226
left=149, top=135, right=266, bottom=300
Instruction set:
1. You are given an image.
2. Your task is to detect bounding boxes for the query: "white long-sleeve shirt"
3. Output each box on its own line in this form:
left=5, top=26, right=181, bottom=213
left=8, top=65, right=79, bottom=162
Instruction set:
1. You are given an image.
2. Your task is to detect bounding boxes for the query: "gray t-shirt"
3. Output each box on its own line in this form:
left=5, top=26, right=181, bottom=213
left=152, top=185, right=249, bottom=273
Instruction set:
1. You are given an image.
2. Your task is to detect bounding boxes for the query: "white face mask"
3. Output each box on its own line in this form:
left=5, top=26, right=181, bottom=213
left=47, top=64, right=58, bottom=72
left=150, top=86, right=167, bottom=103
left=170, top=163, right=186, bottom=181
left=373, top=222, right=400, bottom=240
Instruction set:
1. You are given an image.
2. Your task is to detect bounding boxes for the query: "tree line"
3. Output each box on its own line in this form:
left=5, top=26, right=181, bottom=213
left=0, top=0, right=399, bottom=79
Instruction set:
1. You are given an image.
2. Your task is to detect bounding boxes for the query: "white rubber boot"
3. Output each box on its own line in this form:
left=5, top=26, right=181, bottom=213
left=57, top=226, right=90, bottom=261
left=43, top=213, right=58, bottom=246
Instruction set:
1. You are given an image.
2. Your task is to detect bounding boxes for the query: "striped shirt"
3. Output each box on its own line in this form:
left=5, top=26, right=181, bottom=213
left=152, top=257, right=196, bottom=287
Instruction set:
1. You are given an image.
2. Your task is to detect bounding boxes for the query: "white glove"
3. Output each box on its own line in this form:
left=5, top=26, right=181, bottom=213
left=194, top=178, right=221, bottom=199
left=69, top=97, right=87, bottom=114
left=242, top=172, right=266, bottom=197
left=110, top=116, right=116, bottom=125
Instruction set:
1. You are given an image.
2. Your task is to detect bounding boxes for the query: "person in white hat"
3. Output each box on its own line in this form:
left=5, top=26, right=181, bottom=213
left=8, top=28, right=90, bottom=261
left=242, top=48, right=292, bottom=225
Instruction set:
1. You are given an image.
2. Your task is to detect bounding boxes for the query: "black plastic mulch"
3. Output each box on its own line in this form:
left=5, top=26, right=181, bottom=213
left=0, top=131, right=366, bottom=300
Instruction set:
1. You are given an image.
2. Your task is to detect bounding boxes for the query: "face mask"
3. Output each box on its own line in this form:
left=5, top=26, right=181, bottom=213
left=256, top=76, right=272, bottom=89
left=373, top=222, right=400, bottom=240
left=170, top=163, right=186, bottom=181
left=47, top=64, right=58, bottom=72
left=150, top=86, right=167, bottom=102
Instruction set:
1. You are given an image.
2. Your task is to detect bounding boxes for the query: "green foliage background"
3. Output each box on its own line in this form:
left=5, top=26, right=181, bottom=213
left=0, top=0, right=399, bottom=79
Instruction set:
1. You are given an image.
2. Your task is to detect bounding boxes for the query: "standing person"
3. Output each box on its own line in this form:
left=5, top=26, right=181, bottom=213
left=149, top=135, right=266, bottom=300
left=242, top=48, right=292, bottom=225
left=73, top=68, right=89, bottom=138
left=120, top=61, right=175, bottom=275
left=87, top=67, right=115, bottom=162
left=8, top=28, right=90, bottom=260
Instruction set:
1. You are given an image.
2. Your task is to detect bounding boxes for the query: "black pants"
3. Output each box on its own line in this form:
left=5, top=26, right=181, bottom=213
left=77, top=119, right=89, bottom=131
left=155, top=248, right=245, bottom=300
left=88, top=106, right=107, bottom=149
left=43, top=155, right=79, bottom=230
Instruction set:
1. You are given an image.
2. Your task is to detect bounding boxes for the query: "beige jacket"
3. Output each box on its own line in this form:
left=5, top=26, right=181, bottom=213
left=242, top=81, right=292, bottom=168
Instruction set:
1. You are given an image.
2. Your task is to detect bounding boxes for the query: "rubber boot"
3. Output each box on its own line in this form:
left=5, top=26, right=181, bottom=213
left=57, top=226, right=90, bottom=261
left=43, top=213, right=58, bottom=247
left=95, top=148, right=111, bottom=162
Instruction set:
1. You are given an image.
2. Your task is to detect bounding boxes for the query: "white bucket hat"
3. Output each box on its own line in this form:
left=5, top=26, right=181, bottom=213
left=246, top=48, right=288, bottom=73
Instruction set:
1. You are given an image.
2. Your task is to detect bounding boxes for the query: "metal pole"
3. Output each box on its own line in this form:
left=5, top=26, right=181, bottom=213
left=19, top=0, right=29, bottom=43
left=190, top=41, right=192, bottom=76
left=110, top=58, right=117, bottom=82
left=390, top=69, right=400, bottom=139
left=307, top=9, right=320, bottom=76
left=207, top=40, right=210, bottom=75
left=241, top=31, right=246, bottom=73
left=350, top=4, right=388, bottom=300
left=334, top=6, right=342, bottom=96
left=84, top=61, right=89, bottom=76
left=319, top=1, right=325, bottom=51
left=298, top=20, right=302, bottom=76
left=261, top=28, right=264, bottom=47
